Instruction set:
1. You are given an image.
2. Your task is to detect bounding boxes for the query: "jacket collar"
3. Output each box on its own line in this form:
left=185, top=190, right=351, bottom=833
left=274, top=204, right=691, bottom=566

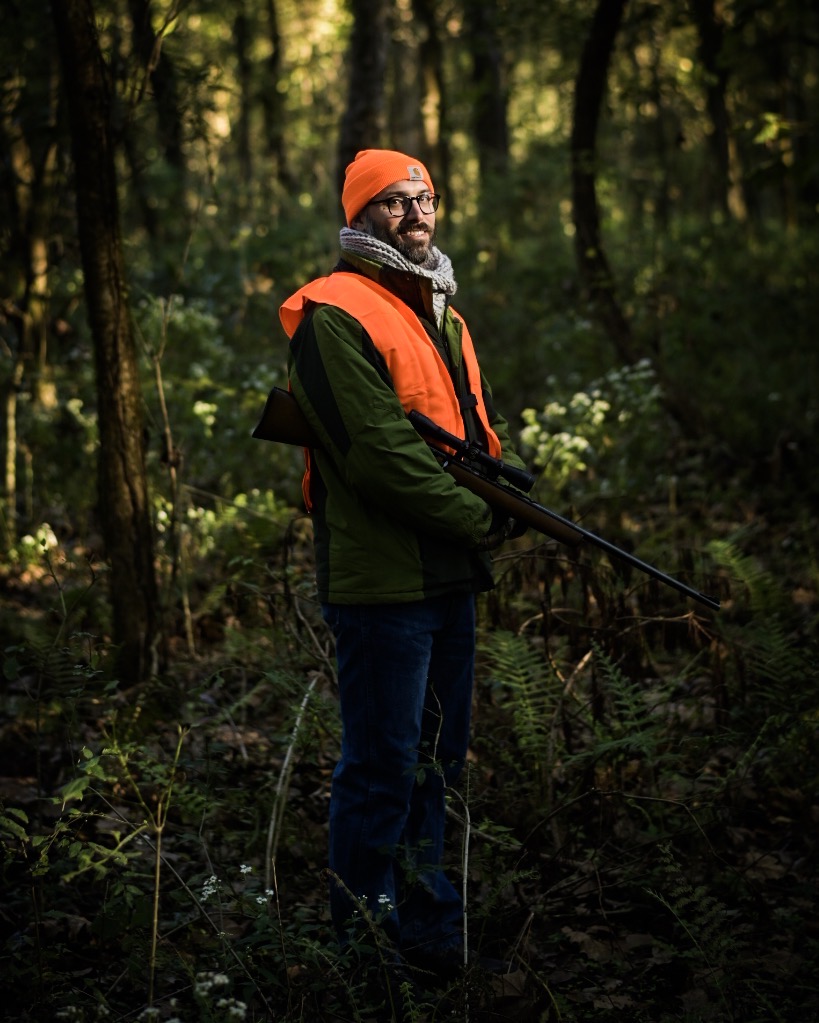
left=335, top=252, right=438, bottom=327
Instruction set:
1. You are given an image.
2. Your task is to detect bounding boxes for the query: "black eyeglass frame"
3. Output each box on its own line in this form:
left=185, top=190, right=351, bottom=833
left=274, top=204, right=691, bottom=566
left=363, top=193, right=441, bottom=217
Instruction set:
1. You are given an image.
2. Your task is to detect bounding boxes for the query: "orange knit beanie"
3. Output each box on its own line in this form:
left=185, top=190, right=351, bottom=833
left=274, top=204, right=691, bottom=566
left=342, top=149, right=434, bottom=226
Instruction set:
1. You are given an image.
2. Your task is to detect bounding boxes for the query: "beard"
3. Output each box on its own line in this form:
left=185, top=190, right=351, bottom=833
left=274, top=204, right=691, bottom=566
left=361, top=213, right=437, bottom=266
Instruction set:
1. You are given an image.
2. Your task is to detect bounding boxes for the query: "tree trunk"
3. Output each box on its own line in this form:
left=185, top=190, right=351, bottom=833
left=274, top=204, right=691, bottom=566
left=387, top=4, right=425, bottom=157
left=689, top=0, right=747, bottom=222
left=261, top=0, right=292, bottom=188
left=336, top=0, right=391, bottom=199
left=463, top=0, right=509, bottom=185
left=2, top=47, right=61, bottom=332
left=411, top=0, right=451, bottom=202
left=0, top=44, right=61, bottom=545
left=570, top=0, right=637, bottom=367
left=233, top=0, right=253, bottom=190
left=572, top=1, right=709, bottom=436
left=1, top=349, right=24, bottom=550
left=50, top=0, right=159, bottom=684
left=126, top=0, right=187, bottom=252
left=128, top=0, right=185, bottom=173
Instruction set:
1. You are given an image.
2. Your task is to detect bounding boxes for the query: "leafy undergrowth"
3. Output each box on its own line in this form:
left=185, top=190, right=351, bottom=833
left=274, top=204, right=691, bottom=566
left=1, top=511, right=818, bottom=1023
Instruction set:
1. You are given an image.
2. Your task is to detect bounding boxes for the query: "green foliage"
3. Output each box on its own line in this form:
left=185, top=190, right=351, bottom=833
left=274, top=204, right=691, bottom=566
left=133, top=291, right=302, bottom=504
left=518, top=358, right=665, bottom=498
left=557, top=644, right=684, bottom=789
left=1, top=600, right=343, bottom=1020
left=447, top=147, right=590, bottom=413
left=647, top=844, right=751, bottom=1022
left=709, top=539, right=794, bottom=623
left=634, top=223, right=819, bottom=471
left=477, top=629, right=560, bottom=806
left=3, top=502, right=818, bottom=1021
left=708, top=538, right=818, bottom=704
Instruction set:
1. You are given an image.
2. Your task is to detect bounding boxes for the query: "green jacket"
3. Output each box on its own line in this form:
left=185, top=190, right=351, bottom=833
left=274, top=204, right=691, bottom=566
left=286, top=253, right=524, bottom=604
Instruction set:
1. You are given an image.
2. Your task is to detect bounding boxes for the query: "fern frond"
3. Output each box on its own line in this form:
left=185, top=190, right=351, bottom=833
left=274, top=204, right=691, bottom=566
left=708, top=539, right=785, bottom=619
left=561, top=645, right=677, bottom=782
left=479, top=630, right=558, bottom=795
left=710, top=539, right=817, bottom=691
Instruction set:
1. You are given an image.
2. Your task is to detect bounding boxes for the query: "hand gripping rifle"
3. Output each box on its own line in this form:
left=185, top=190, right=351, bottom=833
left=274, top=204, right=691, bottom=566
left=252, top=387, right=720, bottom=612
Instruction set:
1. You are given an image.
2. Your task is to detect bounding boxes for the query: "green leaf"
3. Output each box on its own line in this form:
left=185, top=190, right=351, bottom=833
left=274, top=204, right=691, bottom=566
left=59, top=775, right=92, bottom=805
left=4, top=806, right=29, bottom=823
left=0, top=815, right=29, bottom=841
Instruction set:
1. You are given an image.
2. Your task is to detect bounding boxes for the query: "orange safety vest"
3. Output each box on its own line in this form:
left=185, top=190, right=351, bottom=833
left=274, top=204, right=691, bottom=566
left=280, top=272, right=502, bottom=459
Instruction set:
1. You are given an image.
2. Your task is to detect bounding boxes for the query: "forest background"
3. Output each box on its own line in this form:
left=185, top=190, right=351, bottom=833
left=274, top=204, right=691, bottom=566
left=1, top=1, right=818, bottom=1021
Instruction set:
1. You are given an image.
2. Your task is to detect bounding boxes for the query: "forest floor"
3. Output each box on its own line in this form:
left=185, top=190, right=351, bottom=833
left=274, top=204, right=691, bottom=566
left=1, top=507, right=818, bottom=1022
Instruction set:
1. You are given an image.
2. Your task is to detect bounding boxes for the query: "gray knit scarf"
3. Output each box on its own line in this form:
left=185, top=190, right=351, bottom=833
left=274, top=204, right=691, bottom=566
left=339, top=227, right=458, bottom=328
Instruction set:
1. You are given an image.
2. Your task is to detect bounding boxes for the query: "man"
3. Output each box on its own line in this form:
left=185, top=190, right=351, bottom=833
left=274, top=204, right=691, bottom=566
left=280, top=149, right=525, bottom=980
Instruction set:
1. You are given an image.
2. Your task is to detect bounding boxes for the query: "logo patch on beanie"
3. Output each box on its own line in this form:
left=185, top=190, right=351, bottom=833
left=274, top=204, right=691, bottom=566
left=407, top=164, right=425, bottom=180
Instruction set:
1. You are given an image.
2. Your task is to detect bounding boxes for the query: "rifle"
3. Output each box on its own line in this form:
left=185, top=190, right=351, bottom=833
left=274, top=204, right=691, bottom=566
left=252, top=387, right=720, bottom=612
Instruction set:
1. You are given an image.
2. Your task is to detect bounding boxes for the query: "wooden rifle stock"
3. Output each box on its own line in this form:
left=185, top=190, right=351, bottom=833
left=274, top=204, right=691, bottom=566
left=252, top=387, right=720, bottom=612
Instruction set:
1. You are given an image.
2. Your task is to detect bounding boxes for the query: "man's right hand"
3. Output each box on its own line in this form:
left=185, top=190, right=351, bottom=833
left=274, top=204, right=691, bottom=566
left=474, top=510, right=515, bottom=551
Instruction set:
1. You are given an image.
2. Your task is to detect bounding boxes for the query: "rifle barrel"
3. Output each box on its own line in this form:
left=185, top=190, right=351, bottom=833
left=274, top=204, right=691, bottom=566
left=431, top=447, right=719, bottom=611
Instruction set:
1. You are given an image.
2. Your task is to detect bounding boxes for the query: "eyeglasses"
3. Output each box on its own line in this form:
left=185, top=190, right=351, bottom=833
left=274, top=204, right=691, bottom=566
left=364, top=193, right=440, bottom=217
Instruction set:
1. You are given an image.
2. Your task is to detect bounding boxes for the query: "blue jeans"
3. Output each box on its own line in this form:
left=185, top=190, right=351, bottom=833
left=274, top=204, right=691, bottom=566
left=322, top=594, right=476, bottom=955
